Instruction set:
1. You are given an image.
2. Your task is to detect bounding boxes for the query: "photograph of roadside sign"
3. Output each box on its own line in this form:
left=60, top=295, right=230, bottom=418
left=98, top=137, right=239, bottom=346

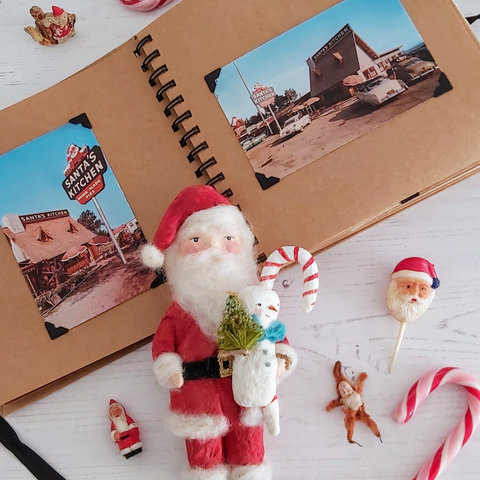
left=207, top=0, right=451, bottom=188
left=0, top=114, right=154, bottom=339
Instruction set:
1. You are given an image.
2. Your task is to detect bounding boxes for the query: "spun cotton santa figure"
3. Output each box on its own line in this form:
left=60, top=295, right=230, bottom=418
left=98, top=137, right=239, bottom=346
left=142, top=185, right=297, bottom=480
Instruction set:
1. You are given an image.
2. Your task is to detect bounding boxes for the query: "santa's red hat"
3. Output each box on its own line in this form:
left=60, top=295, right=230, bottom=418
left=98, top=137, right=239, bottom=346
left=391, top=257, right=440, bottom=289
left=141, top=185, right=232, bottom=269
left=52, top=6, right=64, bottom=16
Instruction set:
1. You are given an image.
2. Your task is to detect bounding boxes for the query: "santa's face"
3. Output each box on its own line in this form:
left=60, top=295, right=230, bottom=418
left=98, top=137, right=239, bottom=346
left=108, top=403, right=127, bottom=421
left=49, top=11, right=69, bottom=27
left=338, top=381, right=353, bottom=398
left=164, top=206, right=258, bottom=339
left=108, top=404, right=129, bottom=433
left=178, top=230, right=241, bottom=257
left=387, top=276, right=435, bottom=323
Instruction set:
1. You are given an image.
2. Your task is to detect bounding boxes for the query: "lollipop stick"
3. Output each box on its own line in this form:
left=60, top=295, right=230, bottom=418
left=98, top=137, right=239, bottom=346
left=389, top=321, right=407, bottom=373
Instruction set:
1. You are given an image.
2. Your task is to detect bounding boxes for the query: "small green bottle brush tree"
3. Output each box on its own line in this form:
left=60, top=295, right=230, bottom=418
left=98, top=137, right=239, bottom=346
left=217, top=293, right=264, bottom=353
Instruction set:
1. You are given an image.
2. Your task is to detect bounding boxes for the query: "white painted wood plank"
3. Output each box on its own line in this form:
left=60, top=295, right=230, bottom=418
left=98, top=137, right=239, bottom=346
left=1, top=1, right=480, bottom=479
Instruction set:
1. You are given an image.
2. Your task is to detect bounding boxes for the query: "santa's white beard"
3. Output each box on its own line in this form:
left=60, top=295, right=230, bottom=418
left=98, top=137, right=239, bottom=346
left=164, top=247, right=258, bottom=339
left=386, top=280, right=434, bottom=323
left=111, top=415, right=129, bottom=433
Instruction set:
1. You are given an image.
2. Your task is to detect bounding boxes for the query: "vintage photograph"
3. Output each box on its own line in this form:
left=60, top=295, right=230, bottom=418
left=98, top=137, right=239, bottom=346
left=0, top=115, right=154, bottom=339
left=210, top=0, right=451, bottom=186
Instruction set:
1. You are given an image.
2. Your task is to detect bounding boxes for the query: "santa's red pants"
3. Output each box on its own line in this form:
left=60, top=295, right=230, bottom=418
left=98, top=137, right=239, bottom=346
left=185, top=423, right=264, bottom=468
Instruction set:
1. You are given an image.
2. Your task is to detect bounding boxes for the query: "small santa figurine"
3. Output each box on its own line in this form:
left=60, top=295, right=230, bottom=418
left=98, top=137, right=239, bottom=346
left=326, top=361, right=381, bottom=446
left=142, top=185, right=297, bottom=480
left=24, top=6, right=76, bottom=46
left=386, top=257, right=440, bottom=372
left=108, top=399, right=143, bottom=459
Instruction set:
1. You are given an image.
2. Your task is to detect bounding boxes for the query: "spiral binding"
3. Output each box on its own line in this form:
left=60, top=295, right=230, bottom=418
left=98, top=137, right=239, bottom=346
left=164, top=95, right=184, bottom=117
left=195, top=157, right=217, bottom=178
left=149, top=64, right=168, bottom=86
left=257, top=252, right=267, bottom=263
left=172, top=110, right=192, bottom=132
left=180, top=126, right=200, bottom=147
left=187, top=141, right=209, bottom=163
left=133, top=35, right=152, bottom=57
left=156, top=80, right=176, bottom=101
left=141, top=50, right=160, bottom=72
left=206, top=173, right=225, bottom=187
left=134, top=35, right=265, bottom=263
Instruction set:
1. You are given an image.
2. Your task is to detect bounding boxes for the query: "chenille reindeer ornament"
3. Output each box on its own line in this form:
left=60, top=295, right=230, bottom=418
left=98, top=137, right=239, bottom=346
left=326, top=361, right=382, bottom=446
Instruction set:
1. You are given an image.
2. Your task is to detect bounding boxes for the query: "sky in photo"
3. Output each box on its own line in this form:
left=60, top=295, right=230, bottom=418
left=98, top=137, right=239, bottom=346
left=215, top=0, right=425, bottom=122
left=0, top=121, right=136, bottom=229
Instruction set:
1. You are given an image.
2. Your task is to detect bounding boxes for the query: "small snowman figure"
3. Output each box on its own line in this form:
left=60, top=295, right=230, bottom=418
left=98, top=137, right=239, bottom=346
left=234, top=285, right=284, bottom=435
left=232, top=285, right=283, bottom=409
left=217, top=246, right=319, bottom=436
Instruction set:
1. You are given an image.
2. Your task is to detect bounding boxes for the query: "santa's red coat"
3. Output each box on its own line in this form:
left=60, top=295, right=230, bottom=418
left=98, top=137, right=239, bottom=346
left=152, top=302, right=291, bottom=421
left=111, top=414, right=141, bottom=452
left=152, top=302, right=296, bottom=468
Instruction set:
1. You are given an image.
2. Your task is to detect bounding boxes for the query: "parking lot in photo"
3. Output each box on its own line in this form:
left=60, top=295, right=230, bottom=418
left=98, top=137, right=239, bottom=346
left=244, top=71, right=441, bottom=180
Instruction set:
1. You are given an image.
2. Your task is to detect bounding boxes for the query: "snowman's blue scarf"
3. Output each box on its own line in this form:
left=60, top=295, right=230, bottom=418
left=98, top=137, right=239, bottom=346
left=252, top=315, right=286, bottom=343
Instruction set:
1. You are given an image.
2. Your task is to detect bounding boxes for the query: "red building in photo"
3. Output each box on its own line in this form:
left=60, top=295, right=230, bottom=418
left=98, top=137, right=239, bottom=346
left=1, top=209, right=106, bottom=310
left=307, top=24, right=400, bottom=106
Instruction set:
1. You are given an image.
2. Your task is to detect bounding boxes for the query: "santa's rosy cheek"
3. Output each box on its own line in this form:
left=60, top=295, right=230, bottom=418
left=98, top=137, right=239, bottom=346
left=224, top=238, right=241, bottom=254
left=418, top=287, right=432, bottom=299
left=185, top=244, right=205, bottom=254
left=179, top=238, right=208, bottom=255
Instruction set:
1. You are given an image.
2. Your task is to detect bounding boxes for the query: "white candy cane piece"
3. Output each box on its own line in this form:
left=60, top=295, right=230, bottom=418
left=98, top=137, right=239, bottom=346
left=260, top=246, right=319, bottom=313
left=394, top=367, right=480, bottom=480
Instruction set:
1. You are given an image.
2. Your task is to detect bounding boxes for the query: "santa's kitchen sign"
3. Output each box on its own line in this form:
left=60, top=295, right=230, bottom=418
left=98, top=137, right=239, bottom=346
left=251, top=86, right=276, bottom=109
left=62, top=145, right=108, bottom=205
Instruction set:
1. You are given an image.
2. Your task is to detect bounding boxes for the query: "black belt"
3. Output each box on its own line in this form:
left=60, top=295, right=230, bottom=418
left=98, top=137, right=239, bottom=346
left=183, top=355, right=232, bottom=380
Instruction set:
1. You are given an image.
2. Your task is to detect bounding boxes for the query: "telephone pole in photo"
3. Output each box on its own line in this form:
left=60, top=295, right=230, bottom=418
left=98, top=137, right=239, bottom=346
left=233, top=61, right=274, bottom=135
left=92, top=197, right=126, bottom=264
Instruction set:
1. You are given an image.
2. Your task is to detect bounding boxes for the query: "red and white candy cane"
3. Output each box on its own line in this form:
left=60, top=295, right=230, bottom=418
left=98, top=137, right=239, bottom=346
left=260, top=246, right=319, bottom=313
left=394, top=367, right=480, bottom=480
left=118, top=0, right=175, bottom=12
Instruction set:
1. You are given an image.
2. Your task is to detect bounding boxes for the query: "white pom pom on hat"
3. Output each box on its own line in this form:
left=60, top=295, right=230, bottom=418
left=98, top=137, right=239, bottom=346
left=141, top=244, right=165, bottom=269
left=141, top=185, right=232, bottom=269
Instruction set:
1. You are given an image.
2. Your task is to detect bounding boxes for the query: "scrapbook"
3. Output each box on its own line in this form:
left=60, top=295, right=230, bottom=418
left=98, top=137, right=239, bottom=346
left=1, top=0, right=479, bottom=414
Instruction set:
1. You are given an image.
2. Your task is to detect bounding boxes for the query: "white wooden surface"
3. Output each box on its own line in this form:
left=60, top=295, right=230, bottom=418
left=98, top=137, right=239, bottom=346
left=1, top=1, right=480, bottom=479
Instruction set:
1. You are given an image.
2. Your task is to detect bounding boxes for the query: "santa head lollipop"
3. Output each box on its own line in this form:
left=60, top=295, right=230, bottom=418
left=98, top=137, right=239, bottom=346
left=386, top=257, right=440, bottom=373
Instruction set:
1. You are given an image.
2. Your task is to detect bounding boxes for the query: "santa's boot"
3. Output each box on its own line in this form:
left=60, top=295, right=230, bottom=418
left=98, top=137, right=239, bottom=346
left=182, top=465, right=229, bottom=480
left=229, top=462, right=272, bottom=480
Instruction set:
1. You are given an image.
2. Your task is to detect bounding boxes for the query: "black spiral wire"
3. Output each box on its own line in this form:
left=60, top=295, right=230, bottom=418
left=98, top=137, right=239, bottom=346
left=134, top=35, right=228, bottom=191
left=134, top=35, right=265, bottom=263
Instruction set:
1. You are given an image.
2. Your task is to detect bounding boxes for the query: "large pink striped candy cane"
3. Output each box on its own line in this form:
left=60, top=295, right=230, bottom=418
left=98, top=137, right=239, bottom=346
left=260, top=246, right=319, bottom=313
left=118, top=0, right=175, bottom=12
left=394, top=367, right=480, bottom=480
